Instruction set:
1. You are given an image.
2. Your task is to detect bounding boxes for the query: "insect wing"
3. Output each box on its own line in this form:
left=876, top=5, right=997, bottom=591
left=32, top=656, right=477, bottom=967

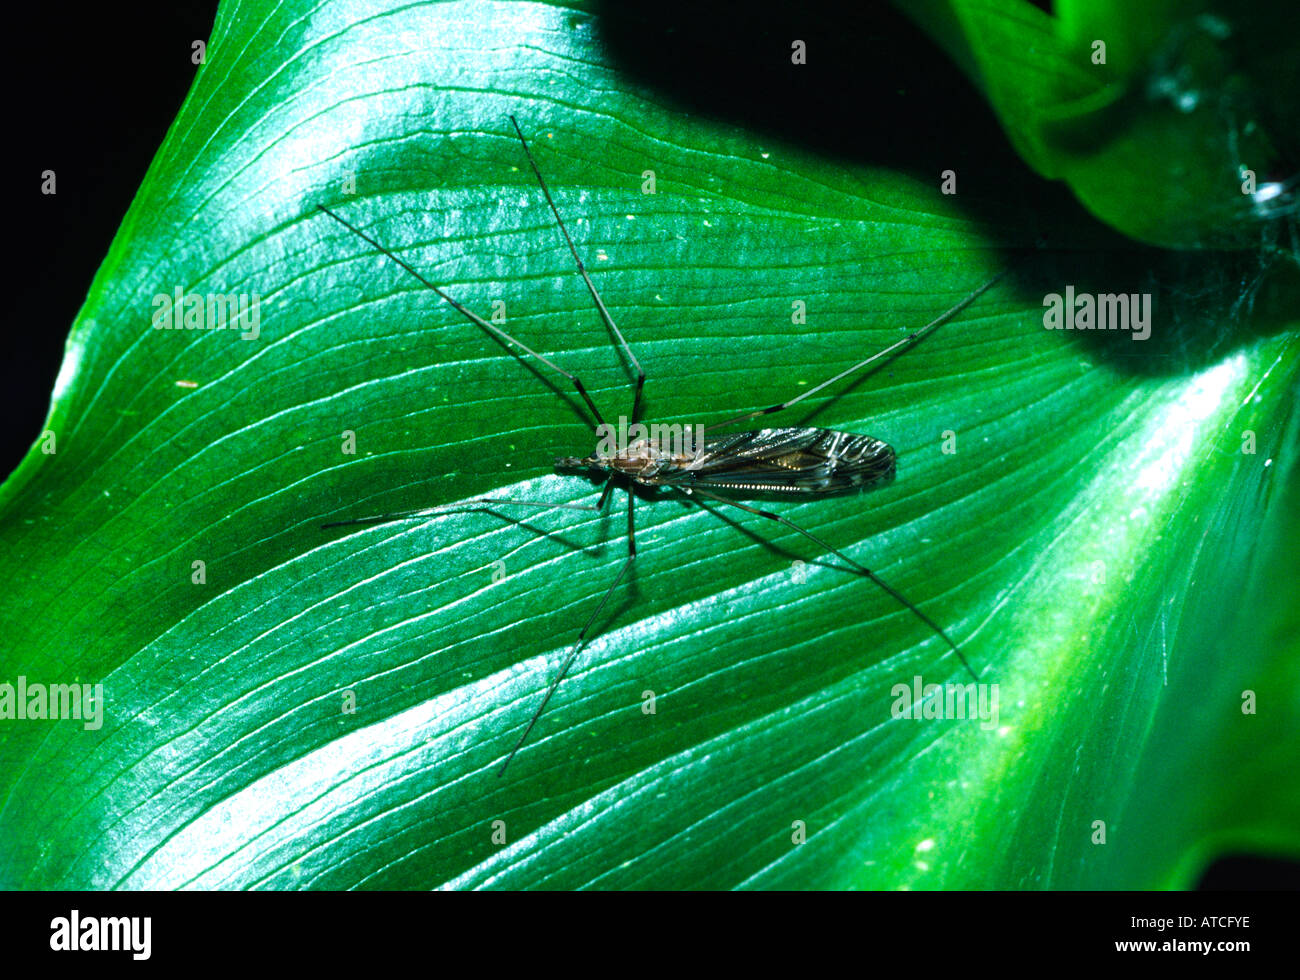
left=674, top=426, right=895, bottom=494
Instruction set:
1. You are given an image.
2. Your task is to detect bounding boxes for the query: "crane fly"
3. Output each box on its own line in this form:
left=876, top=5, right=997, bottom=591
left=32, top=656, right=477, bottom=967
left=317, top=116, right=1007, bottom=776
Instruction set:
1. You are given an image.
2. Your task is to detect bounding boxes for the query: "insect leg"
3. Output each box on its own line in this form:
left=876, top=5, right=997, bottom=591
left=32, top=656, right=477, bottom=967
left=322, top=478, right=617, bottom=529
left=703, top=270, right=1008, bottom=433
left=678, top=487, right=979, bottom=681
left=498, top=485, right=638, bottom=776
left=316, top=203, right=611, bottom=430
left=508, top=116, right=647, bottom=425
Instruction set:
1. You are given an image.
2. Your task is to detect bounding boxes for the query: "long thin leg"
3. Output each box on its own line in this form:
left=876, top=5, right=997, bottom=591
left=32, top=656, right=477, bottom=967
left=322, top=478, right=616, bottom=529
left=498, top=486, right=638, bottom=776
left=704, top=269, right=1008, bottom=433
left=316, top=204, right=611, bottom=431
left=680, top=487, right=979, bottom=681
left=508, top=116, right=647, bottom=425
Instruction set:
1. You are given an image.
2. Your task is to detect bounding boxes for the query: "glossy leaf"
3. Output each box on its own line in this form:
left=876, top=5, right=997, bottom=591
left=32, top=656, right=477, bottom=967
left=0, top=0, right=1296, bottom=890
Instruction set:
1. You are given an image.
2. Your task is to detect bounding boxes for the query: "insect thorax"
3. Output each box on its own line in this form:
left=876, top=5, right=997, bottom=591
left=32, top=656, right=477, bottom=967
left=594, top=435, right=696, bottom=481
left=561, top=420, right=704, bottom=481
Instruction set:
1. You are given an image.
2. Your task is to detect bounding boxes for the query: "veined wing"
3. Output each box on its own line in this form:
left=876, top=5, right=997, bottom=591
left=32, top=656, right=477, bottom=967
left=664, top=426, right=896, bottom=495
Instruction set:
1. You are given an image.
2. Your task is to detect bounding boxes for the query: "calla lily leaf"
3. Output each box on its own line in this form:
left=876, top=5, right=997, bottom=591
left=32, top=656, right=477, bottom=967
left=0, top=0, right=1296, bottom=890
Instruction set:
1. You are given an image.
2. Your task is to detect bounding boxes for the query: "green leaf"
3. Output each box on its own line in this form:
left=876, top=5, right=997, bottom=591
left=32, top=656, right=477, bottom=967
left=1, top=0, right=1296, bottom=890
left=897, top=0, right=1300, bottom=249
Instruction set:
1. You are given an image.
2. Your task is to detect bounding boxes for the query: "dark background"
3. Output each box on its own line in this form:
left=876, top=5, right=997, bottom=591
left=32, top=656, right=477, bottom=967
left=4, top=1, right=1296, bottom=892
left=6, top=6, right=224, bottom=475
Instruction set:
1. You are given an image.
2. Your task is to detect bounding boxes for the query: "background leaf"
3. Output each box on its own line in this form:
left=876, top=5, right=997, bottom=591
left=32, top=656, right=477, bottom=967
left=897, top=0, right=1300, bottom=249
left=0, top=0, right=1296, bottom=889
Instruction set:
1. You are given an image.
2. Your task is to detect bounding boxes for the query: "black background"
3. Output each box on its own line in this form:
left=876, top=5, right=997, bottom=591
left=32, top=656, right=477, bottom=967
left=4, top=1, right=1296, bottom=893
